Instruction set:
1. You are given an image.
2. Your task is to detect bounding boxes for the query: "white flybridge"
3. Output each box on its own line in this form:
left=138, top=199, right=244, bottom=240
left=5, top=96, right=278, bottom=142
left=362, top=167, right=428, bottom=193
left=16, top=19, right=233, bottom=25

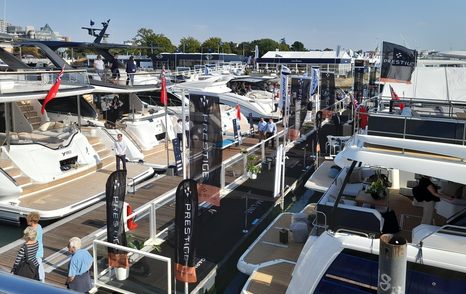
left=238, top=99, right=466, bottom=293
left=0, top=69, right=154, bottom=224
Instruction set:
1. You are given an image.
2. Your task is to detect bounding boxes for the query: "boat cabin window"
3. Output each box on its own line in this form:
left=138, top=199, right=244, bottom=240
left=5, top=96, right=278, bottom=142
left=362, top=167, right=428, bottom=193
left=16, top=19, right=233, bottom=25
left=39, top=96, right=97, bottom=118
left=315, top=249, right=466, bottom=293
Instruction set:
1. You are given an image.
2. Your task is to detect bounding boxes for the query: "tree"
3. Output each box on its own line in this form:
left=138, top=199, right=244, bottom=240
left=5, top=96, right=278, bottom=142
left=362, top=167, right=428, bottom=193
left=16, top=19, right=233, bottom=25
left=291, top=41, right=306, bottom=51
left=251, top=39, right=280, bottom=56
left=133, top=28, right=176, bottom=55
left=201, top=37, right=222, bottom=53
left=278, top=38, right=290, bottom=51
left=178, top=36, right=200, bottom=53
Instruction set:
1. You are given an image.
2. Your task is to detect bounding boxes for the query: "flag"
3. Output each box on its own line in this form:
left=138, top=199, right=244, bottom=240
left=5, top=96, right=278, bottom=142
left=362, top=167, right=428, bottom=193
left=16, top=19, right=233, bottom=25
left=105, top=170, right=129, bottom=269
left=389, top=85, right=404, bottom=110
left=389, top=85, right=399, bottom=100
left=278, top=65, right=291, bottom=110
left=41, top=66, right=65, bottom=114
left=189, top=94, right=222, bottom=207
left=175, top=179, right=198, bottom=283
left=310, top=67, right=319, bottom=96
left=380, top=41, right=417, bottom=83
left=160, top=65, right=168, bottom=106
left=236, top=104, right=241, bottom=120
left=320, top=72, right=336, bottom=109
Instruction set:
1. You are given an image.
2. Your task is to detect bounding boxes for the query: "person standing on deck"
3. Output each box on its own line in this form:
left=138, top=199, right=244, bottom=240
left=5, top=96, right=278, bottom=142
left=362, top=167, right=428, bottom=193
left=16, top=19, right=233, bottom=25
left=114, top=133, right=127, bottom=170
left=257, top=117, right=267, bottom=142
left=27, top=212, right=44, bottom=282
left=93, top=55, right=105, bottom=80
left=110, top=55, right=120, bottom=83
left=125, top=56, right=137, bottom=86
left=265, top=118, right=277, bottom=148
left=66, top=237, right=93, bottom=293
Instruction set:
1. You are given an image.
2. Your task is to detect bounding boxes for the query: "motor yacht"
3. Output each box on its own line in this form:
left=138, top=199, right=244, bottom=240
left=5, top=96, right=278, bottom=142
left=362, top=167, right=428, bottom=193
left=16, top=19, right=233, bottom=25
left=0, top=67, right=154, bottom=224
left=238, top=98, right=466, bottom=293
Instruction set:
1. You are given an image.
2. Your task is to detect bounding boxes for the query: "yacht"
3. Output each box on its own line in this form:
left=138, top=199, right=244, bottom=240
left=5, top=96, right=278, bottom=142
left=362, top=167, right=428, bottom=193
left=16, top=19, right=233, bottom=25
left=16, top=40, right=179, bottom=169
left=0, top=65, right=154, bottom=224
left=238, top=98, right=466, bottom=293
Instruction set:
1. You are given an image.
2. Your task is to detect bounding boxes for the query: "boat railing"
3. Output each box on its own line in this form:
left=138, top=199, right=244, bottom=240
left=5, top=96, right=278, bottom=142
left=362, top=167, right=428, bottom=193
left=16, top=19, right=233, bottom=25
left=365, top=112, right=466, bottom=146
left=0, top=69, right=90, bottom=95
left=93, top=239, right=172, bottom=294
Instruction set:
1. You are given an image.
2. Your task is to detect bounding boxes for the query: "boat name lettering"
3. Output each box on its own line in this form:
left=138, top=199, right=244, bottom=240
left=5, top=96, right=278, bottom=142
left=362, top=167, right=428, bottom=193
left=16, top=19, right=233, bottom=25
left=62, top=150, right=72, bottom=157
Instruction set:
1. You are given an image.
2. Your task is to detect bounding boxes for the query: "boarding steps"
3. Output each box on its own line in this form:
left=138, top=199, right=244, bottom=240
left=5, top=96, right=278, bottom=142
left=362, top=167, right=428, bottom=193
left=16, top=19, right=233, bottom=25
left=16, top=136, right=114, bottom=196
left=0, top=158, right=33, bottom=187
left=16, top=101, right=42, bottom=130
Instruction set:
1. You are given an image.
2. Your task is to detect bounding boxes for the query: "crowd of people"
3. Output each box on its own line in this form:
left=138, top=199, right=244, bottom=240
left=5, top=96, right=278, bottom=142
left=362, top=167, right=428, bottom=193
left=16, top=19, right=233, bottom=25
left=93, top=55, right=137, bottom=86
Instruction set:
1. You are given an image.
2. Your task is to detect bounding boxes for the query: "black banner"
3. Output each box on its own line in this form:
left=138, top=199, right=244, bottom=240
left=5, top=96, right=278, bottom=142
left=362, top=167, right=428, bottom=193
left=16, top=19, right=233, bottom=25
left=248, top=113, right=254, bottom=134
left=353, top=66, right=365, bottom=103
left=290, top=77, right=311, bottom=140
left=233, top=118, right=239, bottom=146
left=368, top=67, right=377, bottom=98
left=320, top=72, right=335, bottom=109
left=189, top=94, right=222, bottom=206
left=172, top=138, right=183, bottom=175
left=381, top=41, right=417, bottom=83
left=105, top=170, right=128, bottom=268
left=175, top=179, right=198, bottom=283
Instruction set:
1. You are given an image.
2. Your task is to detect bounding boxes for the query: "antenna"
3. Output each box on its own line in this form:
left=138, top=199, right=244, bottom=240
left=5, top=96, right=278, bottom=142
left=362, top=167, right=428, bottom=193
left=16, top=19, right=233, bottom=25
left=81, top=19, right=110, bottom=44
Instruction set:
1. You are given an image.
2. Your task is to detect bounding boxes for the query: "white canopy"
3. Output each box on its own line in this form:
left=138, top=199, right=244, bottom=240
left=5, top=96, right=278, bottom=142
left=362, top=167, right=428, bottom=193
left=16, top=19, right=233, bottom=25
left=381, top=67, right=466, bottom=102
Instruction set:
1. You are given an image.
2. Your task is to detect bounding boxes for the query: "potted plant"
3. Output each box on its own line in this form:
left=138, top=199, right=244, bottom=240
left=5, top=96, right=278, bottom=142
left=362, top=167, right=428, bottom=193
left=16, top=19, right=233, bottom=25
left=246, top=155, right=261, bottom=179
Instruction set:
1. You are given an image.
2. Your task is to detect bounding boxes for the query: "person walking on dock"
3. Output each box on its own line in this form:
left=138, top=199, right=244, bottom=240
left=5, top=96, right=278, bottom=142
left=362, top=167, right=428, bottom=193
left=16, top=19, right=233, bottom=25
left=257, top=117, right=267, bottom=142
left=27, top=212, right=44, bottom=282
left=66, top=237, right=93, bottom=293
left=265, top=118, right=277, bottom=148
left=114, top=133, right=127, bottom=170
left=11, top=226, right=39, bottom=281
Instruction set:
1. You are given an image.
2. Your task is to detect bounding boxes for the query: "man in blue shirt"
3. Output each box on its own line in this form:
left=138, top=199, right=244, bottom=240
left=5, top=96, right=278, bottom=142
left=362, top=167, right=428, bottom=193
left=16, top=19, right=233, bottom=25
left=265, top=118, right=277, bottom=148
left=67, top=237, right=93, bottom=293
left=257, top=117, right=267, bottom=142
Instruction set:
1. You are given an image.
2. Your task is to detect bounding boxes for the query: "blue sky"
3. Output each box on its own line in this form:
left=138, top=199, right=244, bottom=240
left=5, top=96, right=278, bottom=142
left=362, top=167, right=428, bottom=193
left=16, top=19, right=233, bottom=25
left=3, top=0, right=466, bottom=51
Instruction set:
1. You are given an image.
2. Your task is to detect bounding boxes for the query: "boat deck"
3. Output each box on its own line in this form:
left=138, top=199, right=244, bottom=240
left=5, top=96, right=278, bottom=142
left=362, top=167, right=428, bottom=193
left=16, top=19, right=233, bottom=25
left=304, top=160, right=336, bottom=192
left=242, top=213, right=304, bottom=268
left=243, top=261, right=295, bottom=294
left=18, top=162, right=151, bottom=212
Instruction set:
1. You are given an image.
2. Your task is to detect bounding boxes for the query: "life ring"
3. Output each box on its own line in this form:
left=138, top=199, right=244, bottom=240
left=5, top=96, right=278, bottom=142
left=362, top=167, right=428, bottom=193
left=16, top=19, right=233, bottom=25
left=127, top=203, right=138, bottom=231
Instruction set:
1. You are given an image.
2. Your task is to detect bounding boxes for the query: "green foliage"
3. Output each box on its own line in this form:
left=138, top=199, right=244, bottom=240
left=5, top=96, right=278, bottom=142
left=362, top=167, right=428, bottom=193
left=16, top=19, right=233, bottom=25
left=251, top=38, right=280, bottom=55
left=291, top=41, right=306, bottom=51
left=133, top=28, right=176, bottom=55
left=179, top=36, right=201, bottom=53
left=202, top=37, right=222, bottom=53
left=246, top=155, right=261, bottom=175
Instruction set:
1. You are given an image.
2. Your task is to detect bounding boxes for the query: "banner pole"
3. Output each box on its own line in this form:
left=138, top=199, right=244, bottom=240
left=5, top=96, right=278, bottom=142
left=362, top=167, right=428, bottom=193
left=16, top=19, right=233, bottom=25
left=165, top=102, right=169, bottom=171
left=181, top=89, right=187, bottom=179
left=185, top=281, right=189, bottom=294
